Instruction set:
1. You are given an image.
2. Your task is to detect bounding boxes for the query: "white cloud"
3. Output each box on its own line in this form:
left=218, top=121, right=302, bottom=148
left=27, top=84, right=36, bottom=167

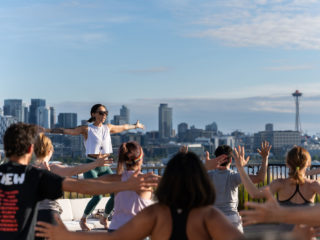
left=165, top=0, right=320, bottom=50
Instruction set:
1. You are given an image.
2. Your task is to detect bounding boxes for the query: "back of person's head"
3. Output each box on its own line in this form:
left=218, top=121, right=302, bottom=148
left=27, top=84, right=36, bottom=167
left=287, top=146, right=311, bottom=184
left=155, top=151, right=216, bottom=211
left=215, top=145, right=232, bottom=157
left=4, top=123, right=38, bottom=158
left=34, top=133, right=53, bottom=159
left=117, top=141, right=143, bottom=174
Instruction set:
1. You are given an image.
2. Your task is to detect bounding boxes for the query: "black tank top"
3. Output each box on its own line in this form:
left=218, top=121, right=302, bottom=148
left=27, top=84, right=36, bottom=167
left=277, top=184, right=312, bottom=206
left=169, top=207, right=189, bottom=240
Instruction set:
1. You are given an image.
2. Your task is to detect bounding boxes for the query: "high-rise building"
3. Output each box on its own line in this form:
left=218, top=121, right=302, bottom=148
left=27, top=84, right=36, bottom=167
left=3, top=99, right=24, bottom=122
left=50, top=107, right=56, bottom=129
left=159, top=103, right=172, bottom=139
left=120, top=105, right=129, bottom=124
left=23, top=103, right=29, bottom=123
left=37, top=106, right=50, bottom=128
left=0, top=115, right=17, bottom=144
left=58, top=113, right=77, bottom=128
left=178, top=122, right=188, bottom=141
left=265, top=123, right=273, bottom=132
left=205, top=122, right=218, bottom=133
left=0, top=108, right=2, bottom=116
left=29, top=99, right=46, bottom=124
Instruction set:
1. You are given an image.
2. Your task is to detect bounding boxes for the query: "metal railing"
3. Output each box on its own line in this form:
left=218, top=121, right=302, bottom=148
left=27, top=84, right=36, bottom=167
left=63, top=164, right=320, bottom=206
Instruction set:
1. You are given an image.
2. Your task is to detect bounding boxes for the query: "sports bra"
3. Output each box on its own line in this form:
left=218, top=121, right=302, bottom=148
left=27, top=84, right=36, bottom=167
left=169, top=207, right=189, bottom=240
left=277, top=184, right=312, bottom=206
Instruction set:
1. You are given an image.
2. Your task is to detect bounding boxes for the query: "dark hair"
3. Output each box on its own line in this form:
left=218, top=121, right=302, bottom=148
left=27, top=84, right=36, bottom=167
left=155, top=152, right=216, bottom=211
left=87, top=104, right=108, bottom=123
left=4, top=123, right=38, bottom=158
left=215, top=145, right=232, bottom=166
left=215, top=145, right=232, bottom=157
left=117, top=141, right=142, bottom=174
left=287, top=146, right=311, bottom=184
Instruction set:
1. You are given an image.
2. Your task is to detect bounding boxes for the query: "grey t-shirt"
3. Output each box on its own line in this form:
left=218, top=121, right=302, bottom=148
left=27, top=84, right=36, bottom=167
left=208, top=169, right=241, bottom=216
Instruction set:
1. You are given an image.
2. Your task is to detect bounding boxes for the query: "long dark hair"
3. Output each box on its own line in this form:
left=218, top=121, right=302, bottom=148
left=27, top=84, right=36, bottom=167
left=155, top=151, right=216, bottom=211
left=117, top=141, right=143, bottom=174
left=87, top=104, right=108, bottom=123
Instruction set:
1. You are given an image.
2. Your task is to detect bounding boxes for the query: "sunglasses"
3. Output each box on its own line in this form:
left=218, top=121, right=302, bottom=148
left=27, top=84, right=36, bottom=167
left=97, top=111, right=108, bottom=116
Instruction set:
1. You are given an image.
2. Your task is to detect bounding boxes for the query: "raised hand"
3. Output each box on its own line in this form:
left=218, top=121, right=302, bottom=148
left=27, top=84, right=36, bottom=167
left=36, top=214, right=69, bottom=240
left=205, top=151, right=228, bottom=170
left=95, top=155, right=113, bottom=167
left=128, top=171, right=160, bottom=191
left=257, top=141, right=272, bottom=159
left=240, top=187, right=279, bottom=226
left=135, top=120, right=145, bottom=130
left=233, top=146, right=250, bottom=167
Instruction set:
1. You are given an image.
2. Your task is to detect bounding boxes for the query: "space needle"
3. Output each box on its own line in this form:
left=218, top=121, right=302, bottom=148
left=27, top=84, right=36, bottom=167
left=292, top=90, right=302, bottom=132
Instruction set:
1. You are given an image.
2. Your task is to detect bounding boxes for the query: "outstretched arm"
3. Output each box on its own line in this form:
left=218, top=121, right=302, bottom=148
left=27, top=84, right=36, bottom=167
left=50, top=157, right=112, bottom=177
left=249, top=141, right=271, bottom=184
left=306, top=167, right=320, bottom=176
left=44, top=125, right=87, bottom=138
left=62, top=171, right=159, bottom=195
left=240, top=187, right=320, bottom=226
left=108, top=120, right=144, bottom=134
left=36, top=205, right=158, bottom=240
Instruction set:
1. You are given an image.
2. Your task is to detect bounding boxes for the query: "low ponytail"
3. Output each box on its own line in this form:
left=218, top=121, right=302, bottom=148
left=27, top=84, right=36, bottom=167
left=117, top=141, right=142, bottom=174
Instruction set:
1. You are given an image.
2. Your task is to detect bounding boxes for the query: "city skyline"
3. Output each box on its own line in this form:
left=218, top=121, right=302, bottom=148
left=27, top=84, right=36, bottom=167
left=2, top=94, right=320, bottom=135
left=1, top=0, right=320, bottom=134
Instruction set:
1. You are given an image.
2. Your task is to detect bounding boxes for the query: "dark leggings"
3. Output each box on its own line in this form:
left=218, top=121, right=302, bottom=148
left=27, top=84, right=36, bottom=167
left=35, top=209, right=59, bottom=240
left=83, top=159, right=114, bottom=216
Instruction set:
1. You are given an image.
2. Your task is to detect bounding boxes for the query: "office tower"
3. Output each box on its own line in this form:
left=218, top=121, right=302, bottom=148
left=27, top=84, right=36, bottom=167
left=120, top=105, right=129, bottom=124
left=205, top=122, right=218, bottom=133
left=22, top=103, right=29, bottom=123
left=29, top=99, right=46, bottom=124
left=37, top=106, right=50, bottom=128
left=178, top=122, right=188, bottom=137
left=265, top=123, right=273, bottom=132
left=50, top=107, right=56, bottom=129
left=58, top=113, right=77, bottom=128
left=3, top=99, right=23, bottom=122
left=158, top=103, right=172, bottom=139
left=0, top=107, right=2, bottom=116
left=292, top=90, right=302, bottom=132
left=0, top=115, right=17, bottom=144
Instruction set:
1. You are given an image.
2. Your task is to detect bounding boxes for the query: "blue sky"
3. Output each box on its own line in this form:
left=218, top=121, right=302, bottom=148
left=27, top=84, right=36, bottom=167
left=1, top=0, right=320, bottom=134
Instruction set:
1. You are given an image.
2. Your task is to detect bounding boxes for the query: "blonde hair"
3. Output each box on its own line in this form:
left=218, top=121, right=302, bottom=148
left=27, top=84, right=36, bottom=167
left=287, top=146, right=311, bottom=184
left=34, top=133, right=53, bottom=159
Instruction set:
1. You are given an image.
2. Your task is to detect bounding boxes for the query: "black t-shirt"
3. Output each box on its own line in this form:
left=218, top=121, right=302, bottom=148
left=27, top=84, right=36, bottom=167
left=0, top=161, right=64, bottom=240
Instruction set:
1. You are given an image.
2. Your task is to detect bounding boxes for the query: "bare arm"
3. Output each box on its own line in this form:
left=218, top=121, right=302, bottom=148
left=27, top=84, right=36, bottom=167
left=36, top=205, right=157, bottom=240
left=108, top=120, right=144, bottom=134
left=240, top=187, right=320, bottom=226
left=50, top=157, right=112, bottom=177
left=233, top=146, right=276, bottom=199
left=205, top=207, right=244, bottom=240
left=62, top=171, right=159, bottom=195
left=45, top=125, right=87, bottom=138
left=306, top=167, right=320, bottom=176
left=249, top=141, right=271, bottom=184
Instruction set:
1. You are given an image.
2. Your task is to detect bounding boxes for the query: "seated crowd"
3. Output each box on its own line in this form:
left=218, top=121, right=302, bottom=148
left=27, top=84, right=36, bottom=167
left=1, top=122, right=320, bottom=240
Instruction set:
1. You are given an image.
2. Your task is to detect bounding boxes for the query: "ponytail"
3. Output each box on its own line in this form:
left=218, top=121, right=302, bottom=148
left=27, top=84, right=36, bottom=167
left=117, top=141, right=142, bottom=174
left=287, top=146, right=310, bottom=184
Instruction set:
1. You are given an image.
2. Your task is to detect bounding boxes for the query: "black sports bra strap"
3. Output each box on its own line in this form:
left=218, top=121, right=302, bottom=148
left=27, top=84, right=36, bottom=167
left=296, top=184, right=311, bottom=203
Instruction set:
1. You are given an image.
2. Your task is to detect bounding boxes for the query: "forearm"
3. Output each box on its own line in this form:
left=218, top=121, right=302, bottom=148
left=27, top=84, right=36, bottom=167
left=237, top=164, right=264, bottom=198
left=62, top=178, right=131, bottom=195
left=64, top=231, right=113, bottom=240
left=52, top=162, right=99, bottom=177
left=306, top=168, right=320, bottom=176
left=274, top=206, right=320, bottom=226
left=254, top=158, right=268, bottom=183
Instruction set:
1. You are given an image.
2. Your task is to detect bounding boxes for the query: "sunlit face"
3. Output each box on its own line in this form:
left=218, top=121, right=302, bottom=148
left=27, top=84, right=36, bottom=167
left=92, top=106, right=108, bottom=124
